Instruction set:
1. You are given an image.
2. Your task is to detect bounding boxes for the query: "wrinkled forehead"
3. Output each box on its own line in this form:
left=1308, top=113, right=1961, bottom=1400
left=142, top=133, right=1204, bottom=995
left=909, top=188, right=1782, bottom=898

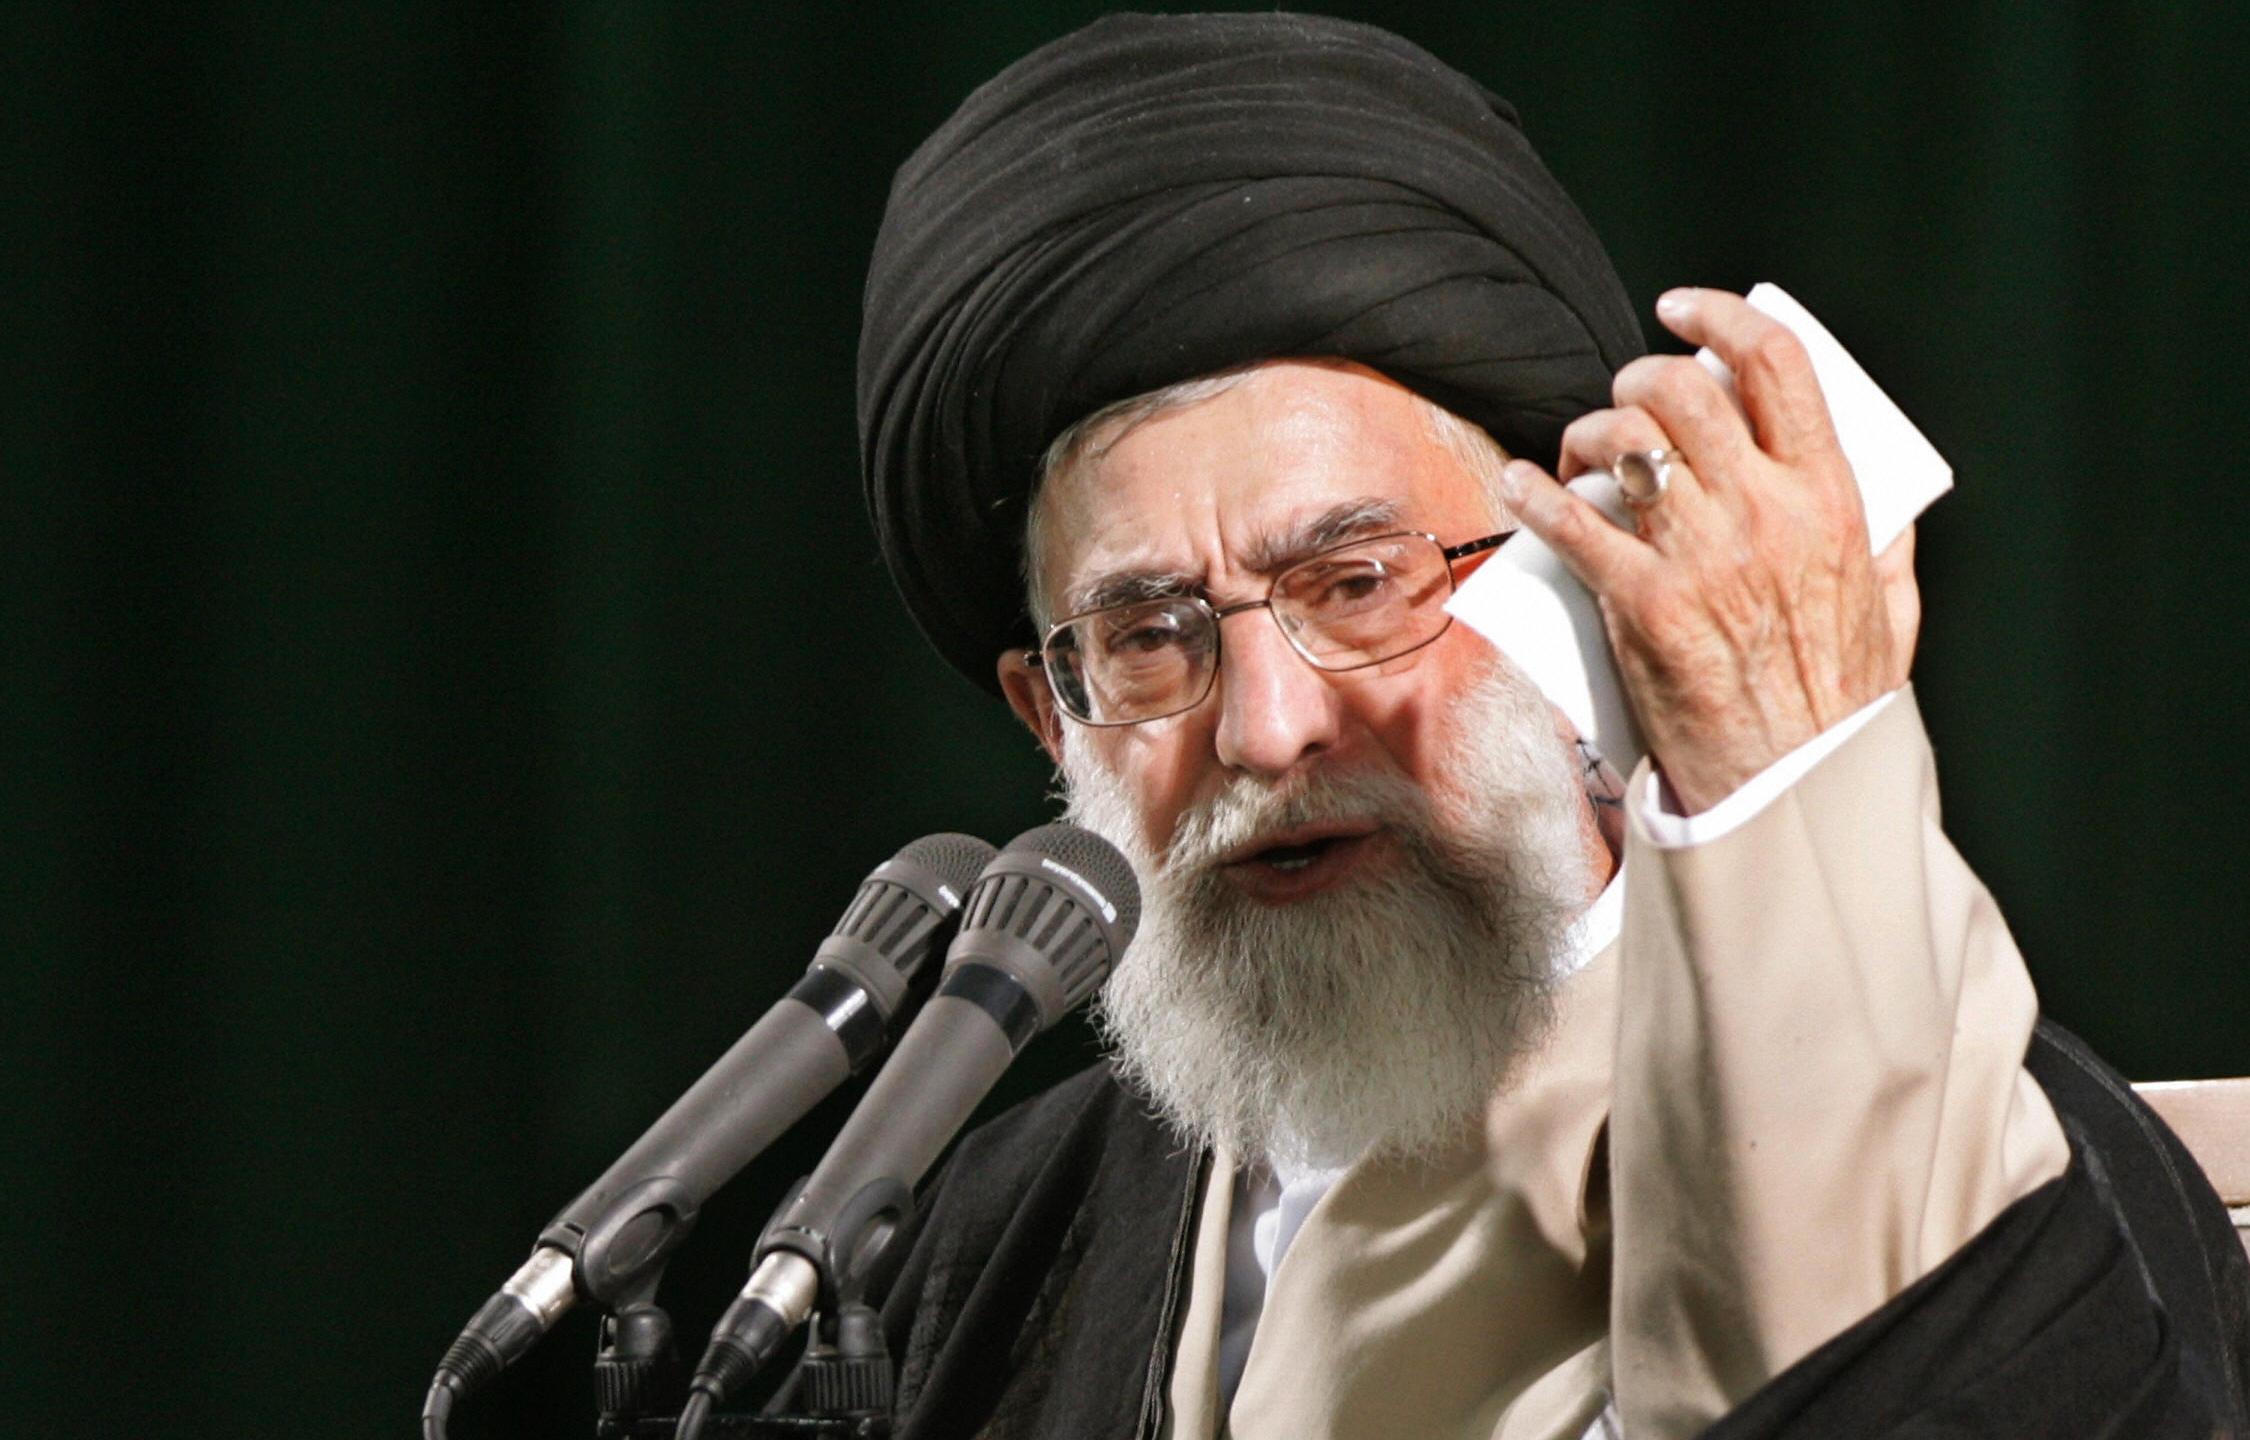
left=1035, top=361, right=1497, bottom=612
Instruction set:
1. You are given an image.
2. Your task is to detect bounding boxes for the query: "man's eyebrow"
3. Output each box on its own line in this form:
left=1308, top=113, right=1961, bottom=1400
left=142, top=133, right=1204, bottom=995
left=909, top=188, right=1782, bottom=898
left=1066, top=566, right=1202, bottom=617
left=1237, top=498, right=1405, bottom=574
left=1059, top=498, right=1406, bottom=617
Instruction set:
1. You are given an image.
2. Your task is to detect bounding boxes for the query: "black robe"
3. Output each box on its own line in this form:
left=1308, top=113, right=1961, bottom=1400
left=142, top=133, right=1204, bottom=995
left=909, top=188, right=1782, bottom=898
left=874, top=1021, right=2250, bottom=1438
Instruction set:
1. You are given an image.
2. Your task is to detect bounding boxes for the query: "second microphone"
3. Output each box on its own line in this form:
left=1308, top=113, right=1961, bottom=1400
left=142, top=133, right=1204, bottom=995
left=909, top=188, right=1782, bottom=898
left=678, top=821, right=1142, bottom=1430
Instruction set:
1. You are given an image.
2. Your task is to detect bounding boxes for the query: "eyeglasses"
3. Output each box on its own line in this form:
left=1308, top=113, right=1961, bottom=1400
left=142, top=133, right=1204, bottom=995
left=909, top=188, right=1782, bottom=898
left=1028, top=530, right=1510, bottom=727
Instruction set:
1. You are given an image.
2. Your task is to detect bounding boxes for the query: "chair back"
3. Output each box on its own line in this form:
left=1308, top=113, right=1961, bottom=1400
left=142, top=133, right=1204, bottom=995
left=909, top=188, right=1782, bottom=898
left=2133, top=1078, right=2250, bottom=1260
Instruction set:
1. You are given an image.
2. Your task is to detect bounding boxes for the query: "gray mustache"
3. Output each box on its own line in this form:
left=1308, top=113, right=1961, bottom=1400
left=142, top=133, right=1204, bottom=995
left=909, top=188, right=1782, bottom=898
left=1163, top=765, right=1434, bottom=874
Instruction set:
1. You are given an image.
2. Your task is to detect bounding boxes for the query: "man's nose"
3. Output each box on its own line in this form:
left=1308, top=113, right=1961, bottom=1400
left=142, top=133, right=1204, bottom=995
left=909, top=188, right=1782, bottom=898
left=1211, top=609, right=1343, bottom=777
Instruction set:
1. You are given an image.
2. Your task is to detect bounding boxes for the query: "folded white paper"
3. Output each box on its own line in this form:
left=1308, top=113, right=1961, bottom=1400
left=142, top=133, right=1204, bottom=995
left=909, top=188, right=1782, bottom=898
left=1444, top=282, right=1953, bottom=773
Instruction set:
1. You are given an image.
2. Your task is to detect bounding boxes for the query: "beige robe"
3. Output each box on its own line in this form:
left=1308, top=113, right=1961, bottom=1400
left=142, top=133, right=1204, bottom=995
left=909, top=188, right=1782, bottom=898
left=1165, top=690, right=2070, bottom=1440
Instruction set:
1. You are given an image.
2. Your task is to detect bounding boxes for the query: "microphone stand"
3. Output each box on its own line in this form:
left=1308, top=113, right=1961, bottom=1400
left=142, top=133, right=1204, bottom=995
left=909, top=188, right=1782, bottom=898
left=592, top=1301, right=891, bottom=1439
left=590, top=1285, right=678, bottom=1437
left=602, top=1180, right=900, bottom=1439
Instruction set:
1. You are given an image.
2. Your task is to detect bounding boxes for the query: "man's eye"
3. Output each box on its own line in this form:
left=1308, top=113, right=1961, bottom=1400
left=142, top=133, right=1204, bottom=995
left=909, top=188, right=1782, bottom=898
left=1110, top=624, right=1187, bottom=654
left=1303, top=564, right=1393, bottom=610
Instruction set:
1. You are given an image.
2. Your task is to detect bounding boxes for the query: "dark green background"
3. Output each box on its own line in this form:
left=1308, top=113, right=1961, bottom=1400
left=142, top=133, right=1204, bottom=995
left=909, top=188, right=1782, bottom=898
left=8, top=4, right=2247, bottom=1436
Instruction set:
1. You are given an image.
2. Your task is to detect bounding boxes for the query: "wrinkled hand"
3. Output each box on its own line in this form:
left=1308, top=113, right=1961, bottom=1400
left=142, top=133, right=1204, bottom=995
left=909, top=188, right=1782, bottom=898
left=1498, top=288, right=1920, bottom=814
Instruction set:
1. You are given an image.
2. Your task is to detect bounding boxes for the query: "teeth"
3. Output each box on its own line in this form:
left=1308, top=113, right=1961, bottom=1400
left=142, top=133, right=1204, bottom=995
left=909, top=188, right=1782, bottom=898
left=1268, top=854, right=1314, bottom=872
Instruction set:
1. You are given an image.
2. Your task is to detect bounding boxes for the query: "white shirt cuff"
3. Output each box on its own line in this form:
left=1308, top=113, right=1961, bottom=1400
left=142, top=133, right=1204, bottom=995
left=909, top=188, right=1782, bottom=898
left=1632, top=690, right=1901, bottom=849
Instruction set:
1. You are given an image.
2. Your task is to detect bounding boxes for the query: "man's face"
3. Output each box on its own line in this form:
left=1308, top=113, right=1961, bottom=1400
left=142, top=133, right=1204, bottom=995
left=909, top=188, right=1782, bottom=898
left=1010, top=360, right=1562, bottom=888
left=1003, top=362, right=1612, bottom=1164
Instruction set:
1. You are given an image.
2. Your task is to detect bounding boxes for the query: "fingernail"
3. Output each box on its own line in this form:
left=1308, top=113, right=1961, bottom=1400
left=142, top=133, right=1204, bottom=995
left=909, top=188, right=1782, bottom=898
left=1498, top=459, right=1533, bottom=501
left=1656, top=288, right=1696, bottom=319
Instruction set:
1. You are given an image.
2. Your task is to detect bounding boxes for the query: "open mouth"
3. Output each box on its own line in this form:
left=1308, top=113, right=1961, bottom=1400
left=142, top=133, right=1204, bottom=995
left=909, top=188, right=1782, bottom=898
left=1250, top=835, right=1352, bottom=872
left=1218, top=824, right=1382, bottom=900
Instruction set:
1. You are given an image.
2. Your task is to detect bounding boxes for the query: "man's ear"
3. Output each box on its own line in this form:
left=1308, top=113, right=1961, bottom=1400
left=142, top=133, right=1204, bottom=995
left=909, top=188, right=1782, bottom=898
left=998, top=648, right=1067, bottom=764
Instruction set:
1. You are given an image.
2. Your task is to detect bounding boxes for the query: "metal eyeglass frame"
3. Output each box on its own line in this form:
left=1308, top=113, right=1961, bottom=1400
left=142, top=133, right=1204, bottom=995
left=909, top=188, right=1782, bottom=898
left=1024, top=529, right=1513, bottom=727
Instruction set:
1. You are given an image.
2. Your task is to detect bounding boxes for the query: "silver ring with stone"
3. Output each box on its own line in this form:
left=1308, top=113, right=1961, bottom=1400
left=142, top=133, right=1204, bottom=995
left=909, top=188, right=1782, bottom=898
left=1613, top=447, right=1680, bottom=507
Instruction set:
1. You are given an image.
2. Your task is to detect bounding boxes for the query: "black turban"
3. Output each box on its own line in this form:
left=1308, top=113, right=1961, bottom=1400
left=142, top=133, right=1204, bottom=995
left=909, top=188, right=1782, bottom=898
left=859, top=11, right=1646, bottom=693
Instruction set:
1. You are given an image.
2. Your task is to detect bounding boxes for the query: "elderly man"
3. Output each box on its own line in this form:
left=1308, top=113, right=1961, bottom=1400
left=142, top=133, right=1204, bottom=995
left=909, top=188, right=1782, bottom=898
left=855, top=14, right=2249, bottom=1440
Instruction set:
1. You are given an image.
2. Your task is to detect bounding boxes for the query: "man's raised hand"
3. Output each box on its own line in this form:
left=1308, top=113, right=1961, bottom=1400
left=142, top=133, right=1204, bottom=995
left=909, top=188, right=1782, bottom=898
left=1497, top=288, right=1920, bottom=814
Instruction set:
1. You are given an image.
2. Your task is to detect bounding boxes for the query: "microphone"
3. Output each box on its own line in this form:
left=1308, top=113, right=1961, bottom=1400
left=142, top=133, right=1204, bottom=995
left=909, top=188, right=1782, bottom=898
left=677, top=822, right=1140, bottom=1432
left=420, top=831, right=997, bottom=1440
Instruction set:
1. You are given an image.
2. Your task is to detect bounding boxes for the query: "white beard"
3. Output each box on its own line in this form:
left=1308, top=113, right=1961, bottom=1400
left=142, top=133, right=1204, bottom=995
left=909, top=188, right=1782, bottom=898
left=1061, top=659, right=1596, bottom=1170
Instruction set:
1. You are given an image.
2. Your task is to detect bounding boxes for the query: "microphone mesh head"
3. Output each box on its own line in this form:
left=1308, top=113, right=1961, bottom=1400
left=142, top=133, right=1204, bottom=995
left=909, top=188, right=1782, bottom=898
left=1001, top=822, right=1142, bottom=946
left=893, top=831, right=999, bottom=896
left=828, top=833, right=999, bottom=996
